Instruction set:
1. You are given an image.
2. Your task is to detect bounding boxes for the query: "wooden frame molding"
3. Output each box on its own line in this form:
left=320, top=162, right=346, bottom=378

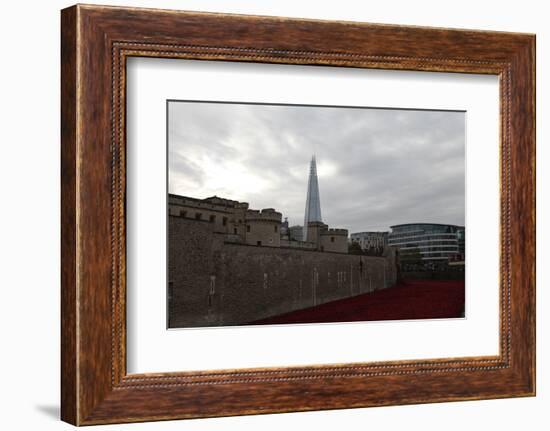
left=61, top=4, right=535, bottom=425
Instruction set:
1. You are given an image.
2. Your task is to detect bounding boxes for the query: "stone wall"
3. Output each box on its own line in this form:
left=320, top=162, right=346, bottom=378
left=245, top=216, right=281, bottom=247
left=320, top=229, right=349, bottom=253
left=168, top=216, right=397, bottom=328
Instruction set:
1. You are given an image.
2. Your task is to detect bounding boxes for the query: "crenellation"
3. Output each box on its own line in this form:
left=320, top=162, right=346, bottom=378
left=322, top=228, right=348, bottom=235
left=168, top=193, right=349, bottom=252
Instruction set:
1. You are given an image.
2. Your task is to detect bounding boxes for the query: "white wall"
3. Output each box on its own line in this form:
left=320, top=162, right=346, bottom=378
left=0, top=0, right=546, bottom=429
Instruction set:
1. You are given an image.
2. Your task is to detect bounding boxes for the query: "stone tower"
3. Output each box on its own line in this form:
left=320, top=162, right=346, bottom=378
left=303, top=155, right=322, bottom=241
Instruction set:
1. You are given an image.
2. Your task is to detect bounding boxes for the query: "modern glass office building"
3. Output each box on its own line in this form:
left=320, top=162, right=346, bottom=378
left=388, top=223, right=463, bottom=262
left=350, top=231, right=388, bottom=252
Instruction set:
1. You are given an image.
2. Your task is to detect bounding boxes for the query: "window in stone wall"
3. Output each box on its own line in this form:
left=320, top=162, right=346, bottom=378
left=195, top=212, right=202, bottom=220
left=274, top=225, right=278, bottom=233
left=331, top=236, right=335, bottom=242
left=222, top=217, right=227, bottom=226
left=209, top=214, right=216, bottom=222
left=247, top=225, right=251, bottom=233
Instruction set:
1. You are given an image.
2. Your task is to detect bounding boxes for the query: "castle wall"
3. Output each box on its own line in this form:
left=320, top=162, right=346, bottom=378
left=320, top=230, right=348, bottom=253
left=245, top=219, right=281, bottom=247
left=168, top=216, right=397, bottom=328
left=169, top=202, right=230, bottom=234
left=244, top=208, right=282, bottom=247
left=280, top=238, right=316, bottom=250
left=306, top=221, right=324, bottom=246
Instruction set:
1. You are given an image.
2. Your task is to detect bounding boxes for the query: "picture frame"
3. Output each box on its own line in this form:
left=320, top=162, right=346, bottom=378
left=60, top=4, right=535, bottom=425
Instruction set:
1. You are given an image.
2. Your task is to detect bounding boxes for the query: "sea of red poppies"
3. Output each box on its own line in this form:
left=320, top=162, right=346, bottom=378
left=251, top=279, right=465, bottom=325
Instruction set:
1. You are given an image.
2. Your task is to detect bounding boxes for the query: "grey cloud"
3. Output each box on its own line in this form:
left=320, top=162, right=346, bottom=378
left=168, top=101, right=465, bottom=233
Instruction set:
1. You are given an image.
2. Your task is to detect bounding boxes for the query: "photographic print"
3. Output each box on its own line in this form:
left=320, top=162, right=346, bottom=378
left=60, top=7, right=536, bottom=423
left=167, top=101, right=465, bottom=329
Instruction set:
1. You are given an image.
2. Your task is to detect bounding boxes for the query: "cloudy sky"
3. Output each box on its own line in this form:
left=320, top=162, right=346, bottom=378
left=168, top=101, right=465, bottom=233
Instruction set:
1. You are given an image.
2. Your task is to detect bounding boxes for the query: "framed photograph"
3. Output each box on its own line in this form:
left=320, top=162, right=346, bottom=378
left=61, top=4, right=535, bottom=425
left=164, top=100, right=465, bottom=330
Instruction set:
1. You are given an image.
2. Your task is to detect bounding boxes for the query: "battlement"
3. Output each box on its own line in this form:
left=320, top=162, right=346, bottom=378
left=169, top=194, right=250, bottom=211
left=168, top=193, right=348, bottom=253
left=321, top=228, right=349, bottom=236
left=203, top=195, right=249, bottom=209
left=307, top=221, right=328, bottom=228
left=245, top=208, right=282, bottom=222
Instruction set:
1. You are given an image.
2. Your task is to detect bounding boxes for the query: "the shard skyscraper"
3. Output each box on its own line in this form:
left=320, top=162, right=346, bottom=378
left=303, top=155, right=323, bottom=241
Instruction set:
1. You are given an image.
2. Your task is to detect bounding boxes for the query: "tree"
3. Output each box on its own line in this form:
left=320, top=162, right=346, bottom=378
left=348, top=241, right=363, bottom=255
left=398, top=247, right=423, bottom=268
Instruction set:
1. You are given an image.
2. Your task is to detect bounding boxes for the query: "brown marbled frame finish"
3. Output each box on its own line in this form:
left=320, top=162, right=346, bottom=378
left=61, top=4, right=535, bottom=425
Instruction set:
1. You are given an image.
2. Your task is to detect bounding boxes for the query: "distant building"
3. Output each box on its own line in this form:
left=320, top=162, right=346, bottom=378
left=289, top=225, right=303, bottom=242
left=457, top=226, right=465, bottom=256
left=388, top=223, right=462, bottom=263
left=300, top=154, right=349, bottom=252
left=303, top=155, right=323, bottom=241
left=280, top=217, right=290, bottom=238
left=350, top=231, right=388, bottom=252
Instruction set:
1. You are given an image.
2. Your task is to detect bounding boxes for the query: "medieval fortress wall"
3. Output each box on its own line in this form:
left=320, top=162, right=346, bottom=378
left=168, top=155, right=398, bottom=328
left=168, top=216, right=397, bottom=328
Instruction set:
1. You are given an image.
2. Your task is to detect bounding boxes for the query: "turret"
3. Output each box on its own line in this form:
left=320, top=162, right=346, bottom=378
left=244, top=208, right=282, bottom=247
